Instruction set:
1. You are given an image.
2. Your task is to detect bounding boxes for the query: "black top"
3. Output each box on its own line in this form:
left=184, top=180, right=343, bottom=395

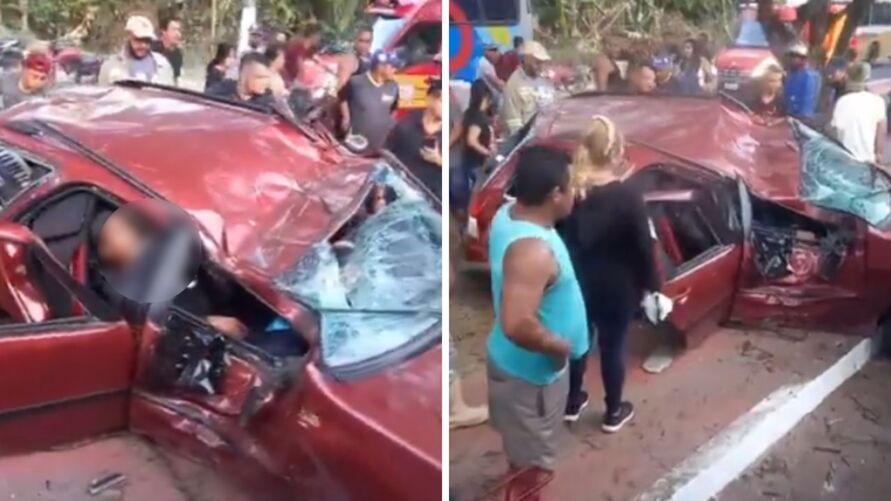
left=461, top=108, right=492, bottom=169
left=151, top=40, right=183, bottom=80
left=205, top=64, right=225, bottom=91
left=606, top=59, right=625, bottom=91
left=339, top=73, right=400, bottom=153
left=385, top=110, right=441, bottom=199
left=206, top=79, right=276, bottom=108
left=557, top=181, right=660, bottom=317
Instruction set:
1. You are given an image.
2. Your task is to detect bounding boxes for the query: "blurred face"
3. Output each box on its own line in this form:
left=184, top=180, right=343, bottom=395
left=162, top=20, right=182, bottom=46
left=20, top=66, right=49, bottom=92
left=632, top=67, right=657, bottom=94
left=763, top=71, right=783, bottom=94
left=270, top=52, right=285, bottom=72
left=683, top=42, right=694, bottom=58
left=485, top=48, right=499, bottom=62
left=355, top=31, right=372, bottom=56
left=427, top=92, right=442, bottom=120
left=249, top=32, right=263, bottom=49
left=369, top=185, right=388, bottom=214
left=128, top=36, right=152, bottom=59
left=789, top=54, right=807, bottom=69
left=377, top=62, right=396, bottom=80
left=242, top=62, right=271, bottom=96
left=523, top=56, right=544, bottom=77
left=223, top=48, right=236, bottom=69
left=98, top=213, right=145, bottom=272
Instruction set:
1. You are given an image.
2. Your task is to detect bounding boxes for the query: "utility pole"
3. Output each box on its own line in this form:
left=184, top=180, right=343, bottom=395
left=237, top=0, right=257, bottom=54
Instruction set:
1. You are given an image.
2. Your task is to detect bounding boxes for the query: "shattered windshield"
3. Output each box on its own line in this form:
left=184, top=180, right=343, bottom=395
left=275, top=163, right=441, bottom=368
left=795, top=120, right=891, bottom=227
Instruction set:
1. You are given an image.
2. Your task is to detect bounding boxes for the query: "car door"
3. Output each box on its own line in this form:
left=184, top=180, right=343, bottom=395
left=634, top=164, right=747, bottom=346
left=0, top=222, right=134, bottom=455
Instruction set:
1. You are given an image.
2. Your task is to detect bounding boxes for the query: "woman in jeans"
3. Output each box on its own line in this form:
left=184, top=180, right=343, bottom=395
left=557, top=116, right=661, bottom=433
left=450, top=80, right=495, bottom=224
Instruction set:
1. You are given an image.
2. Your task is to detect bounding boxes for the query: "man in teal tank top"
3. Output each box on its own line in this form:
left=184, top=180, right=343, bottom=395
left=486, top=145, right=589, bottom=486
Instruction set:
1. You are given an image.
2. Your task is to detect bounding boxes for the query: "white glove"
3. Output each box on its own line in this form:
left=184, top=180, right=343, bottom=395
left=642, top=291, right=674, bottom=324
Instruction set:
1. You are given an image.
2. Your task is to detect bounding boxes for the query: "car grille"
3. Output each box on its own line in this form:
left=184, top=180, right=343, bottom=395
left=719, top=69, right=741, bottom=81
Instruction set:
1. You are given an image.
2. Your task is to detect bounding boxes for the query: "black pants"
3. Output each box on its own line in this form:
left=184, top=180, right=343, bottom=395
left=568, top=305, right=633, bottom=415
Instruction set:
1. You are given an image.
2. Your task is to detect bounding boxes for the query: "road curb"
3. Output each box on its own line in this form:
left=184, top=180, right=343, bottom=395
left=635, top=334, right=876, bottom=501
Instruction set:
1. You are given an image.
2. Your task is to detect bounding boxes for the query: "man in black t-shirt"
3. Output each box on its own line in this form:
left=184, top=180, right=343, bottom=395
left=151, top=15, right=184, bottom=84
left=385, top=78, right=442, bottom=199
left=338, top=51, right=400, bottom=153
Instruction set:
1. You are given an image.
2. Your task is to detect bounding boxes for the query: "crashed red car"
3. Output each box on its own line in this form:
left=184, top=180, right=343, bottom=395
left=465, top=93, right=891, bottom=347
left=0, top=82, right=441, bottom=499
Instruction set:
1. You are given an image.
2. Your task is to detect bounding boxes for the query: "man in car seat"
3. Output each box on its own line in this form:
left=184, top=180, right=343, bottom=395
left=91, top=210, right=249, bottom=340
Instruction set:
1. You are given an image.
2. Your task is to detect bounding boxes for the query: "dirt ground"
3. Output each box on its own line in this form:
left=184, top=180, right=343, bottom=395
left=0, top=434, right=254, bottom=501
left=720, top=360, right=891, bottom=501
left=449, top=266, right=867, bottom=501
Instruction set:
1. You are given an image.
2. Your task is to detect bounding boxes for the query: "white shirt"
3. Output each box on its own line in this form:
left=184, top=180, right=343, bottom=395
left=830, top=90, right=887, bottom=163
left=476, top=57, right=500, bottom=95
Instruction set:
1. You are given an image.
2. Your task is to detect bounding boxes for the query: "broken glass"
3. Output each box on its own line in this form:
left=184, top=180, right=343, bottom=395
left=276, top=163, right=441, bottom=368
left=796, top=120, right=891, bottom=228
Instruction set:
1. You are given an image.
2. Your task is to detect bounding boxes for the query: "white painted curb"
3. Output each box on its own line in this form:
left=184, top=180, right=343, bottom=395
left=636, top=336, right=876, bottom=501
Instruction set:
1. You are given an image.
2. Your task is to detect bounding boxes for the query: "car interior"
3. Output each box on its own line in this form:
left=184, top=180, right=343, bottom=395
left=748, top=195, right=855, bottom=284
left=629, top=167, right=739, bottom=279
left=16, top=188, right=310, bottom=359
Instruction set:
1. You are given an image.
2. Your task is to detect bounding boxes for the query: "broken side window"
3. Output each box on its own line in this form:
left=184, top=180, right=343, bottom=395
left=795, top=120, right=891, bottom=228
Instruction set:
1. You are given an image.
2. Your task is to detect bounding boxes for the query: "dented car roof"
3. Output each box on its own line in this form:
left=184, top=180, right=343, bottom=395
left=540, top=94, right=802, bottom=201
left=0, top=85, right=375, bottom=274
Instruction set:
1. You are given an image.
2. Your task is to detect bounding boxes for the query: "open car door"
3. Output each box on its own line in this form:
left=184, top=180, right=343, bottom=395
left=632, top=160, right=746, bottom=346
left=387, top=0, right=442, bottom=115
left=0, top=222, right=134, bottom=454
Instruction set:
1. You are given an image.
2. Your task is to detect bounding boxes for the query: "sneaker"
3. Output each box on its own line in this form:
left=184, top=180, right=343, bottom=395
left=602, top=402, right=634, bottom=433
left=564, top=390, right=589, bottom=422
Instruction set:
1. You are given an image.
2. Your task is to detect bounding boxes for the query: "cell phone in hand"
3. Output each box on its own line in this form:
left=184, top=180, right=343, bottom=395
left=423, top=136, right=438, bottom=150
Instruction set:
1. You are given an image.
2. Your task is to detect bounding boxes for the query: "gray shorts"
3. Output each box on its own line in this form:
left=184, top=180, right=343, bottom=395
left=487, top=359, right=569, bottom=470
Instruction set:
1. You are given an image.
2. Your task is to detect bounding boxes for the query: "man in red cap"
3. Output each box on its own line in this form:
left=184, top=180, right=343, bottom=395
left=0, top=52, right=52, bottom=109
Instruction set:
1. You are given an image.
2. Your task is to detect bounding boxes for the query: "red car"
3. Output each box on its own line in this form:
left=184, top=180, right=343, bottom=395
left=0, top=82, right=441, bottom=499
left=465, top=93, right=891, bottom=348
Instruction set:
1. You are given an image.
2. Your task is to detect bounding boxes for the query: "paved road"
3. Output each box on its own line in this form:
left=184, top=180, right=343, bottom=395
left=720, top=359, right=891, bottom=501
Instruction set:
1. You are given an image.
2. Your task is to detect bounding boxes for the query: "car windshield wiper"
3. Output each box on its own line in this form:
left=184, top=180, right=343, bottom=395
left=112, top=80, right=324, bottom=143
left=4, top=118, right=163, bottom=200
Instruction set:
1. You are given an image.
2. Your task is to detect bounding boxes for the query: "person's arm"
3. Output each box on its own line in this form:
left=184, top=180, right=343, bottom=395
left=449, top=120, right=464, bottom=148
left=390, top=85, right=400, bottom=113
left=876, top=118, right=888, bottom=164
left=500, top=238, right=571, bottom=361
left=804, top=71, right=820, bottom=117
left=482, top=65, right=505, bottom=92
left=501, top=84, right=524, bottom=135
left=338, top=82, right=352, bottom=132
left=593, top=54, right=611, bottom=91
left=465, top=124, right=491, bottom=156
left=625, top=187, right=661, bottom=292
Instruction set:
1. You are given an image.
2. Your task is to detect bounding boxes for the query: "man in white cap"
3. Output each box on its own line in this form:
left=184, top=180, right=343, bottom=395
left=500, top=40, right=555, bottom=135
left=98, top=15, right=174, bottom=86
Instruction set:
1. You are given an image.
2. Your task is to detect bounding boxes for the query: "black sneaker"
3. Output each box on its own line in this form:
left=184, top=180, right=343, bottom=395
left=602, top=402, right=634, bottom=433
left=564, top=390, right=589, bottom=422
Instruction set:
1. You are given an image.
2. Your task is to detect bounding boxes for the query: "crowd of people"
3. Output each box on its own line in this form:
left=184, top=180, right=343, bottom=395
left=0, top=13, right=443, bottom=198
left=449, top=30, right=891, bottom=501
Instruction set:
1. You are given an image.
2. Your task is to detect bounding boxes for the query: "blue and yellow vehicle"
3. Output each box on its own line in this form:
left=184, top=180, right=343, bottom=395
left=448, top=0, right=534, bottom=81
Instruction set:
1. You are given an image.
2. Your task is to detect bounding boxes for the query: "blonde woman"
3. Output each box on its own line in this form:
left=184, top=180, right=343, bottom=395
left=556, top=116, right=660, bottom=433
